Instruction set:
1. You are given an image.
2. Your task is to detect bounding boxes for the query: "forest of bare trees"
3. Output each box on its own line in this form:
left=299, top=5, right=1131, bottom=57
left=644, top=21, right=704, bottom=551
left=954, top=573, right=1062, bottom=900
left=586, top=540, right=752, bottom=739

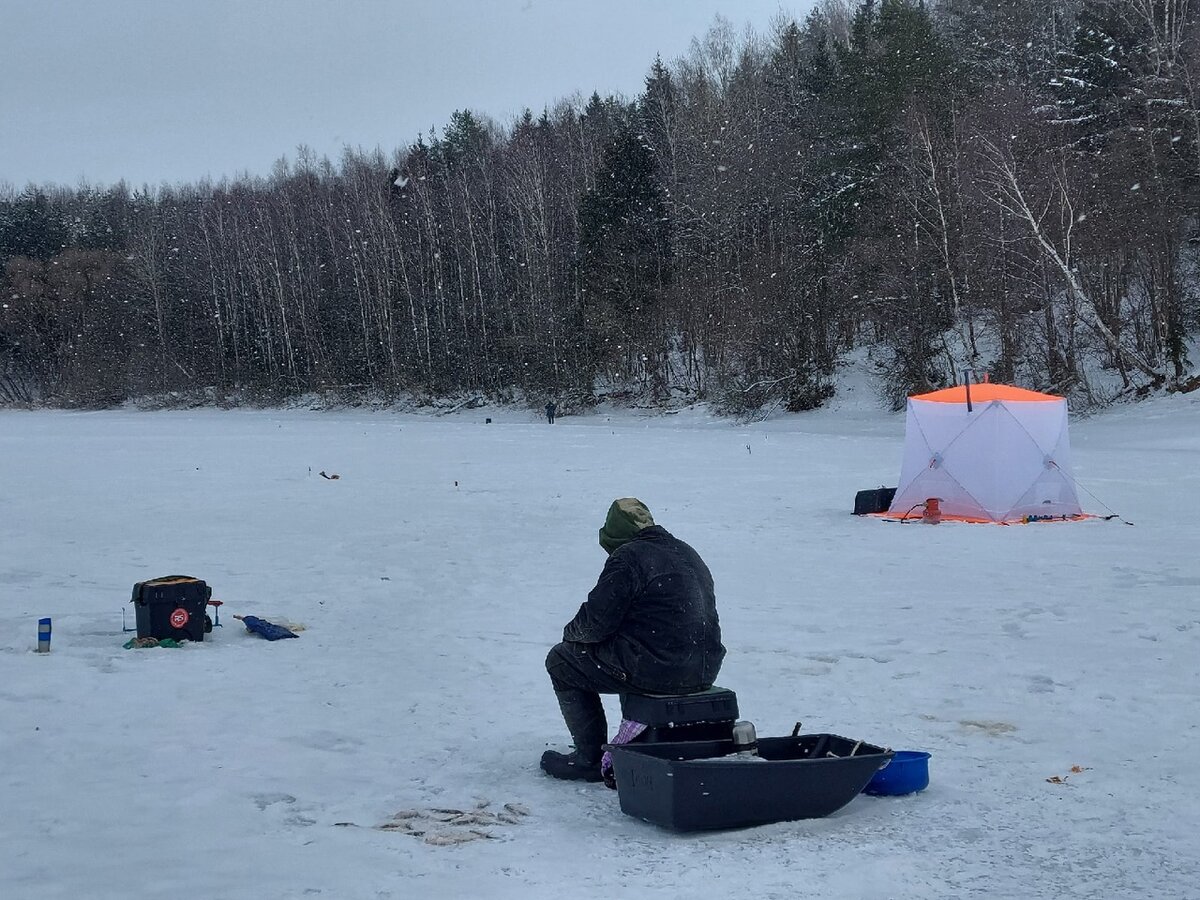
left=2, top=0, right=1198, bottom=413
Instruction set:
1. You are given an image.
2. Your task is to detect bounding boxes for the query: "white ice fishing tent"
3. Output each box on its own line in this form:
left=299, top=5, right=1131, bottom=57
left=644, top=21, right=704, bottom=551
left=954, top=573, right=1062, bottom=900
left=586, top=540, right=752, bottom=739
left=886, top=382, right=1084, bottom=523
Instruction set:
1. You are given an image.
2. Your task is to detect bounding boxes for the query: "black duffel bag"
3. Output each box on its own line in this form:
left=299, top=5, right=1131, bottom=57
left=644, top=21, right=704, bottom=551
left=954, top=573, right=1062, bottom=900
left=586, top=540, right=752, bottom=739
left=853, top=487, right=896, bottom=516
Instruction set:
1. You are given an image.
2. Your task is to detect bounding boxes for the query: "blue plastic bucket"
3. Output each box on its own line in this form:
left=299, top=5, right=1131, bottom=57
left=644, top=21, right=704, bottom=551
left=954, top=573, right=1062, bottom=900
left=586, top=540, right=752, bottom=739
left=863, top=750, right=930, bottom=796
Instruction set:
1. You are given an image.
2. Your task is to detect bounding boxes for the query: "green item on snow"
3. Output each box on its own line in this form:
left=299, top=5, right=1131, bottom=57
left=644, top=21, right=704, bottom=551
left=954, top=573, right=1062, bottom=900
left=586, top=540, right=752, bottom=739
left=598, top=498, right=654, bottom=554
left=123, top=636, right=183, bottom=649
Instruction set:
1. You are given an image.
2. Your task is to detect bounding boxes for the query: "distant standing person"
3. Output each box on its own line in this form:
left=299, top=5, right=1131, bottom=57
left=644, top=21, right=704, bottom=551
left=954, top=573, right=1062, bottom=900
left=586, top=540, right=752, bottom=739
left=545, top=401, right=556, bottom=424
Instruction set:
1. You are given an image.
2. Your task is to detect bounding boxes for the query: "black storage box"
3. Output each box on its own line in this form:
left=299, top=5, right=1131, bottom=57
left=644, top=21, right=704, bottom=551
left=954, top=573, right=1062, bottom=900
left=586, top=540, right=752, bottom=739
left=619, top=687, right=739, bottom=743
left=131, top=575, right=211, bottom=642
left=609, top=733, right=893, bottom=831
left=853, top=487, right=896, bottom=515
left=619, top=687, right=739, bottom=727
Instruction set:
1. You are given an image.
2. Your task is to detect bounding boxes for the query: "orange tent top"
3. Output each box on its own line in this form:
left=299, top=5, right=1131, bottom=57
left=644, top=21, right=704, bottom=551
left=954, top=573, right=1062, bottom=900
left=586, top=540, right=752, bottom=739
left=911, top=383, right=1062, bottom=403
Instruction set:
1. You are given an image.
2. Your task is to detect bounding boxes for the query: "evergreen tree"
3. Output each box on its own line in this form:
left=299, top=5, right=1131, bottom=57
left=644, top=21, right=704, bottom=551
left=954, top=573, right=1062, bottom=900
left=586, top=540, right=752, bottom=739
left=638, top=56, right=678, bottom=180
left=577, top=125, right=672, bottom=381
left=0, top=190, right=69, bottom=260
left=822, top=0, right=957, bottom=241
left=1051, top=4, right=1139, bottom=149
left=937, top=0, right=1077, bottom=86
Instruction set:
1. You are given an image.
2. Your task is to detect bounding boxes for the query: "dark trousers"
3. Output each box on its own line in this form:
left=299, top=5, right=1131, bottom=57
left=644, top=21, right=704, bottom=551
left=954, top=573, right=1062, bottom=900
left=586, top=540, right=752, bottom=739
left=545, top=641, right=626, bottom=759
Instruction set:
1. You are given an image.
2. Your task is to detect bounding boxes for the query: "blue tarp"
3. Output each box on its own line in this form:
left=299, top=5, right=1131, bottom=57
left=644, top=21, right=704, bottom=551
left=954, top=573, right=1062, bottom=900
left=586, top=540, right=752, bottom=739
left=238, top=615, right=298, bottom=641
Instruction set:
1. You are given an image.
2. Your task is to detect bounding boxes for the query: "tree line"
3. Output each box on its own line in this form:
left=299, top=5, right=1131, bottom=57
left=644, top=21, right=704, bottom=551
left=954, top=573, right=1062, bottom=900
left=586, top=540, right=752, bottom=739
left=2, top=0, right=1198, bottom=413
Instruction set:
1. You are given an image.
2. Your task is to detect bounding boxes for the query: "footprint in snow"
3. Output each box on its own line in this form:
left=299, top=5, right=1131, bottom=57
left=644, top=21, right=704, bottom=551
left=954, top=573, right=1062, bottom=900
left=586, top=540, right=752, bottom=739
left=1027, top=675, right=1055, bottom=694
left=253, top=792, right=297, bottom=811
left=959, top=720, right=1017, bottom=736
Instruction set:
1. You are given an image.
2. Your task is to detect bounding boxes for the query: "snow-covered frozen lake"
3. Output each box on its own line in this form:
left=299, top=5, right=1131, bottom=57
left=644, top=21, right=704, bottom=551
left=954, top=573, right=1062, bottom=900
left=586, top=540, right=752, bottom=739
left=2, top=392, right=1198, bottom=899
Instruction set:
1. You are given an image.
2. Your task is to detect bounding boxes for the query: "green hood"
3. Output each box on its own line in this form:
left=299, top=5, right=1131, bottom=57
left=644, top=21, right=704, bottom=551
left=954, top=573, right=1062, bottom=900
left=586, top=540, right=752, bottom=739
left=598, top=498, right=654, bottom=554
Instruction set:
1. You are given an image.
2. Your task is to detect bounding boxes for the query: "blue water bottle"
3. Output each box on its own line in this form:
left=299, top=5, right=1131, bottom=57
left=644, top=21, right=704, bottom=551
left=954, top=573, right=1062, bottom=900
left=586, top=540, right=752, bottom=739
left=37, top=618, right=52, bottom=652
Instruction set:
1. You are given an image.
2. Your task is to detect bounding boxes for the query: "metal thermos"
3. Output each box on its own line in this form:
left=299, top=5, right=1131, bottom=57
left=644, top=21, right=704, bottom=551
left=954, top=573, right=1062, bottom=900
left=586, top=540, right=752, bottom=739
left=732, top=720, right=758, bottom=757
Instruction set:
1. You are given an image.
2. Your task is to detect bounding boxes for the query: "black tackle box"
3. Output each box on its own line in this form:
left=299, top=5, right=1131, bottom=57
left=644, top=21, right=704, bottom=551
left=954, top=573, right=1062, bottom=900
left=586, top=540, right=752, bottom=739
left=131, top=575, right=212, bottom=642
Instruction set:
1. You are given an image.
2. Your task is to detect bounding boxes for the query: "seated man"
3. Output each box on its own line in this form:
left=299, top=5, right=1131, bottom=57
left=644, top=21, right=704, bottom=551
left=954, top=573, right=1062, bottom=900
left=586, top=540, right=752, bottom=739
left=541, top=498, right=725, bottom=781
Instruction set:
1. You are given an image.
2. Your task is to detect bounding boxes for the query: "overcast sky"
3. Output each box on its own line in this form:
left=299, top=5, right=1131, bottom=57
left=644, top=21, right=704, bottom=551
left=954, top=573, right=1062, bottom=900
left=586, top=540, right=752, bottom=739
left=1, top=0, right=811, bottom=191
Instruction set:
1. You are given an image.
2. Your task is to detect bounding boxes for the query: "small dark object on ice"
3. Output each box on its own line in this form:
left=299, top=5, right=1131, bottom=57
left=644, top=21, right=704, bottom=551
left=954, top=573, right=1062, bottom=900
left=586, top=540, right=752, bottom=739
left=234, top=614, right=299, bottom=641
left=319, top=470, right=340, bottom=480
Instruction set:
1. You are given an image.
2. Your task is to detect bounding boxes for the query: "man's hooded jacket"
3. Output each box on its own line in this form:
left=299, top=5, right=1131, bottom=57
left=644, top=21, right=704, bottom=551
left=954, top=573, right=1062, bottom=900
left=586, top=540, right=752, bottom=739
left=563, top=499, right=725, bottom=694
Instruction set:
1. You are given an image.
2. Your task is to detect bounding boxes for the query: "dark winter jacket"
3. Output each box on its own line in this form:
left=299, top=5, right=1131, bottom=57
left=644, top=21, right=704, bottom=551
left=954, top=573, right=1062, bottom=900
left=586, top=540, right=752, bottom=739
left=562, top=525, right=725, bottom=694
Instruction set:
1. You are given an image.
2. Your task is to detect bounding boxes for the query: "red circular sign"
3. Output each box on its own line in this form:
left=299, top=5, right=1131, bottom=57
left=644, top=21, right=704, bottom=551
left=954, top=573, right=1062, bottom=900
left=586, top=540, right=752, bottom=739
left=169, top=608, right=190, bottom=629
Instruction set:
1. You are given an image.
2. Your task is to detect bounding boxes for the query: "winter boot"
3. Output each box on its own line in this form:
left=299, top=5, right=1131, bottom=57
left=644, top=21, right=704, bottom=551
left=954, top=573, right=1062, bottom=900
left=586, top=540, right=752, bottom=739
left=542, top=688, right=607, bottom=782
left=540, top=748, right=604, bottom=782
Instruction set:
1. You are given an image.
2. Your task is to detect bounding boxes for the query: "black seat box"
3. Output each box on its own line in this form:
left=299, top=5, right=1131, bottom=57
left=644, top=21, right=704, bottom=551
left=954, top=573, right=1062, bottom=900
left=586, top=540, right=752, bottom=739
left=131, top=575, right=211, bottom=642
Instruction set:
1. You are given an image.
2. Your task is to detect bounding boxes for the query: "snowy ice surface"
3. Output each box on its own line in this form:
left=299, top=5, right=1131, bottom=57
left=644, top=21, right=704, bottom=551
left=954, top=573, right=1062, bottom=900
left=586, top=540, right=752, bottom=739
left=2, top=391, right=1198, bottom=900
